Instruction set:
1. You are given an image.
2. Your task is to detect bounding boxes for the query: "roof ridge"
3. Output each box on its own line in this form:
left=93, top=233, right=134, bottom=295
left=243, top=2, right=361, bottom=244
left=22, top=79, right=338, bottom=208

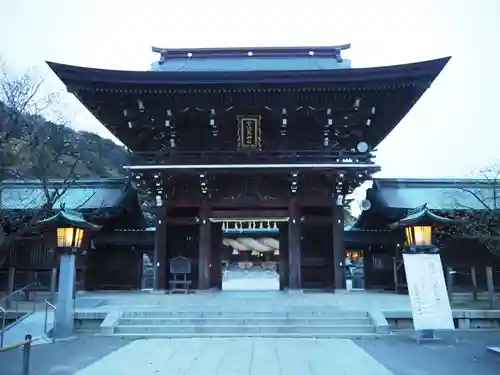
left=374, top=177, right=500, bottom=186
left=151, top=44, right=351, bottom=57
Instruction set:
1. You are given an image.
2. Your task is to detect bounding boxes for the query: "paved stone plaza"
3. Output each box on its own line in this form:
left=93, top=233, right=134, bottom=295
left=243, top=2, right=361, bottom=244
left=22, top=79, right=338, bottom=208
left=2, top=285, right=500, bottom=374
left=1, top=332, right=500, bottom=375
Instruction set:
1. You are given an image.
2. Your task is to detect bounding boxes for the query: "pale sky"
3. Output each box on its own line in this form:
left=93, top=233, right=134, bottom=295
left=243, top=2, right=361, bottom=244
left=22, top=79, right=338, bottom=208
left=1, top=0, right=499, bottom=180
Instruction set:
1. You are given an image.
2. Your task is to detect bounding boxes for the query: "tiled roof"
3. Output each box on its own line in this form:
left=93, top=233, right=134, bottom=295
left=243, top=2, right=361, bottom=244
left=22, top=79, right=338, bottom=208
left=389, top=204, right=455, bottom=228
left=37, top=210, right=102, bottom=230
left=371, top=178, right=500, bottom=211
left=0, top=178, right=129, bottom=210
left=151, top=45, right=351, bottom=72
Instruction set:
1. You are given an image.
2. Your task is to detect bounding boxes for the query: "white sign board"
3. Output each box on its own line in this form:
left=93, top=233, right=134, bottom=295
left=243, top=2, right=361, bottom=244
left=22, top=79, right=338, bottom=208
left=403, top=253, right=454, bottom=331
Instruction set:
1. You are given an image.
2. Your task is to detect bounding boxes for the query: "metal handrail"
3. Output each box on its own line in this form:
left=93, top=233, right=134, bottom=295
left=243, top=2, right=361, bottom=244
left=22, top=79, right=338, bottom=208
left=0, top=307, right=5, bottom=347
left=0, top=334, right=35, bottom=375
left=0, top=282, right=40, bottom=348
left=0, top=281, right=41, bottom=305
left=44, top=300, right=56, bottom=344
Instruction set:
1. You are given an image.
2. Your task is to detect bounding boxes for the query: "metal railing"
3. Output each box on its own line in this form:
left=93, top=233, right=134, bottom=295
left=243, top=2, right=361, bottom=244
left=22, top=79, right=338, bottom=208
left=44, top=300, right=56, bottom=344
left=0, top=306, right=5, bottom=347
left=0, top=282, right=40, bottom=347
left=0, top=334, right=35, bottom=375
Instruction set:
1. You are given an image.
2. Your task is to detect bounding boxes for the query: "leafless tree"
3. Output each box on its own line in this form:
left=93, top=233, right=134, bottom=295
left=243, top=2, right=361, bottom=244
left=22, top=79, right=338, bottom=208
left=449, top=166, right=500, bottom=257
left=0, top=59, right=83, bottom=267
left=445, top=165, right=500, bottom=306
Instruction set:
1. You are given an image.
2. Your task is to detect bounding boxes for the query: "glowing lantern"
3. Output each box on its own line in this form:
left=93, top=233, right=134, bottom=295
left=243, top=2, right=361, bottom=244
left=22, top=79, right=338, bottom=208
left=404, top=225, right=432, bottom=247
left=56, top=227, right=85, bottom=249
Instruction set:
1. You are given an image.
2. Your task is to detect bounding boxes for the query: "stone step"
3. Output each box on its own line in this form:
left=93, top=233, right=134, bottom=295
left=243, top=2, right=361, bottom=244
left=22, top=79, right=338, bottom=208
left=119, top=317, right=372, bottom=326
left=121, top=311, right=369, bottom=319
left=114, top=324, right=376, bottom=335
left=103, top=332, right=382, bottom=339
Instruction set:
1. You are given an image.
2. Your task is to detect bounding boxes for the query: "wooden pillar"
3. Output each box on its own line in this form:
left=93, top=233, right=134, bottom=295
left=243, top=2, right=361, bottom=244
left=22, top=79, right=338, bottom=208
left=7, top=267, right=15, bottom=294
left=486, top=266, right=496, bottom=308
left=210, top=222, right=223, bottom=289
left=288, top=198, right=301, bottom=289
left=198, top=199, right=211, bottom=290
left=77, top=251, right=87, bottom=291
left=471, top=266, right=478, bottom=301
left=6, top=267, right=15, bottom=308
left=332, top=196, right=346, bottom=290
left=446, top=267, right=454, bottom=303
left=153, top=204, right=167, bottom=290
left=50, top=267, right=57, bottom=302
left=279, top=223, right=289, bottom=290
left=362, top=246, right=373, bottom=290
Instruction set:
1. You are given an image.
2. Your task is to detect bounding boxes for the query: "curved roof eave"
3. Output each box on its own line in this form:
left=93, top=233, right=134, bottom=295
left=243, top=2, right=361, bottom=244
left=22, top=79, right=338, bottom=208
left=46, top=57, right=451, bottom=87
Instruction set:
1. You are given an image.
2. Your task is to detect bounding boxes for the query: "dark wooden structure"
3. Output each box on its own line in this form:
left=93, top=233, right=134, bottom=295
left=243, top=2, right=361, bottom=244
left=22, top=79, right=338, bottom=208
left=48, top=45, right=450, bottom=291
left=348, top=178, right=500, bottom=291
left=0, top=178, right=145, bottom=292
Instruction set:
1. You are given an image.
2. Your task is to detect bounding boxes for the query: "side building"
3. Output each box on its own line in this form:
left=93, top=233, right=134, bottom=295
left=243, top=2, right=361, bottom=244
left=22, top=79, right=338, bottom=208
left=0, top=178, right=146, bottom=293
left=347, top=178, right=500, bottom=292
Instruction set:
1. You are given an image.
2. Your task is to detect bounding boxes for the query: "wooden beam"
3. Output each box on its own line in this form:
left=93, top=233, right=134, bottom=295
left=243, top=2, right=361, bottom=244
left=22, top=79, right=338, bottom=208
left=167, top=196, right=334, bottom=208
left=210, top=210, right=289, bottom=218
left=165, top=217, right=199, bottom=225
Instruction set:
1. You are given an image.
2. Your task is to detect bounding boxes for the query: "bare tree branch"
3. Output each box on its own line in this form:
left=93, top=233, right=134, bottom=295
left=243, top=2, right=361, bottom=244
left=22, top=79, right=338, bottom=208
left=0, top=58, right=83, bottom=267
left=449, top=166, right=500, bottom=256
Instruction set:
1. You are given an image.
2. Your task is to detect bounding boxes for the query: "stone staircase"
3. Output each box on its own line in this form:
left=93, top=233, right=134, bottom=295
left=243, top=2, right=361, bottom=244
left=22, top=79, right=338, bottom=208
left=112, top=310, right=379, bottom=338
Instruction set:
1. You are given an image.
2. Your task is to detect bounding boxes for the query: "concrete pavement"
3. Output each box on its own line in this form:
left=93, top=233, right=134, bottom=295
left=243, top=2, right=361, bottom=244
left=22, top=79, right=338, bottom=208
left=2, top=332, right=500, bottom=375
left=1, top=311, right=54, bottom=347
left=74, top=338, right=393, bottom=375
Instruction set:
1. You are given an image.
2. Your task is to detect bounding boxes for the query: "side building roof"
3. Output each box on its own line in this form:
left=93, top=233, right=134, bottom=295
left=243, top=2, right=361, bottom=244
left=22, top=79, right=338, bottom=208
left=0, top=178, right=131, bottom=211
left=369, top=178, right=500, bottom=212
left=352, top=178, right=500, bottom=231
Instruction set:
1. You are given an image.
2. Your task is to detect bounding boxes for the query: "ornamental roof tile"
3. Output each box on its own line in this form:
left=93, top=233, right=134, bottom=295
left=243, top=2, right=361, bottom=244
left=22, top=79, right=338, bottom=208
left=36, top=210, right=102, bottom=230
left=389, top=204, right=455, bottom=228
